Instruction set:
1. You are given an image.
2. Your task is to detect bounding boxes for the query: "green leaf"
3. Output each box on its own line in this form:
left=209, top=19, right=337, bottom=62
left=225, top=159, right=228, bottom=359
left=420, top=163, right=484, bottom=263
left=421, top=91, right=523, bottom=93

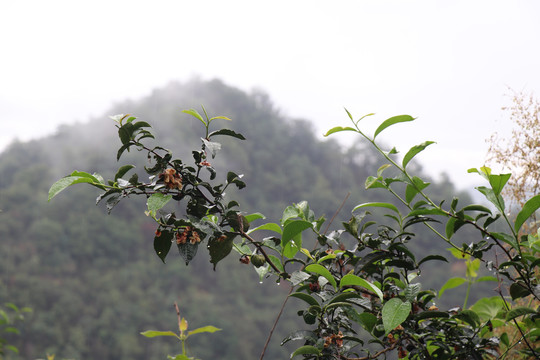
left=462, top=204, right=492, bottom=214
left=289, top=292, right=320, bottom=306
left=154, top=230, right=174, bottom=263
left=177, top=242, right=198, bottom=265
left=140, top=330, right=180, bottom=339
left=208, top=234, right=235, bottom=270
left=405, top=176, right=430, bottom=203
left=373, top=115, right=415, bottom=139
left=439, top=277, right=466, bottom=297
left=48, top=171, right=106, bottom=201
left=454, top=309, right=480, bottom=327
left=244, top=212, right=265, bottom=223
left=182, top=109, right=206, bottom=126
left=418, top=255, right=448, bottom=266
left=281, top=220, right=312, bottom=257
left=402, top=141, right=435, bottom=168
left=514, top=194, right=540, bottom=234
left=290, top=345, right=321, bottom=358
left=208, top=128, right=245, bottom=140
left=352, top=202, right=399, bottom=214
left=114, top=165, right=136, bottom=182
left=305, top=264, right=337, bottom=290
left=247, top=222, right=282, bottom=235
left=505, top=307, right=536, bottom=321
left=187, top=325, right=221, bottom=336
left=324, top=126, right=357, bottom=137
left=382, top=298, right=411, bottom=334
left=476, top=186, right=505, bottom=214
left=488, top=173, right=511, bottom=197
left=290, top=271, right=311, bottom=286
left=339, top=273, right=383, bottom=300
left=267, top=255, right=284, bottom=273
left=509, top=282, right=531, bottom=300
left=208, top=115, right=231, bottom=122
left=470, top=296, right=505, bottom=321
left=356, top=312, right=378, bottom=333
left=147, top=193, right=173, bottom=217
left=365, top=176, right=386, bottom=189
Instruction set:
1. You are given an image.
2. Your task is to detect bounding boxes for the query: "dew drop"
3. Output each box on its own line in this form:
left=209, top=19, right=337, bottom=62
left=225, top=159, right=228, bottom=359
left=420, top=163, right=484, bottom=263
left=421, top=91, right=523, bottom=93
left=259, top=281, right=263, bottom=284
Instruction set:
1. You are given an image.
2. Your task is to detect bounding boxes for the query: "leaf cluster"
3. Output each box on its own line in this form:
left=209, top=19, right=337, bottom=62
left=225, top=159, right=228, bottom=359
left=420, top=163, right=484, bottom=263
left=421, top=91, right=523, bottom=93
left=49, top=106, right=540, bottom=359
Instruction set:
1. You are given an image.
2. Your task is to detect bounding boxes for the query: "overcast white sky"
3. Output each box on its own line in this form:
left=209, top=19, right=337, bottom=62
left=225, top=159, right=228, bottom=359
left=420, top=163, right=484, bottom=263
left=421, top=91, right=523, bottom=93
left=1, top=0, right=539, bottom=190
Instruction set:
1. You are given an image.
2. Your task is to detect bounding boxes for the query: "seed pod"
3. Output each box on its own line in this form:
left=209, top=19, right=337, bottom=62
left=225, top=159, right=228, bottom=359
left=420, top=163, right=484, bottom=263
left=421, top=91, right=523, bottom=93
left=251, top=254, right=266, bottom=267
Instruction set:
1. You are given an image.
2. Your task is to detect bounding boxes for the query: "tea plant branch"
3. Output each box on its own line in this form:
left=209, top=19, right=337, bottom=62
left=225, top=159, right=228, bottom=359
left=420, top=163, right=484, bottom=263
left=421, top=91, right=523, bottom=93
left=235, top=218, right=283, bottom=275
left=345, top=341, right=398, bottom=360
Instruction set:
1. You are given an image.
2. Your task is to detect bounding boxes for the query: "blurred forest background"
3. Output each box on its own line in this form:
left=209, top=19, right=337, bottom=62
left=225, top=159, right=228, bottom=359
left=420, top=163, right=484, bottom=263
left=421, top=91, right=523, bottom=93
left=0, top=79, right=486, bottom=359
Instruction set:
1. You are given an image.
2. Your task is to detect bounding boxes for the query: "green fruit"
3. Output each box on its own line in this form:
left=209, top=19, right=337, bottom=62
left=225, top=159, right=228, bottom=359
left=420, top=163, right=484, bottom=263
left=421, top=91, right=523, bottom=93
left=251, top=254, right=266, bottom=268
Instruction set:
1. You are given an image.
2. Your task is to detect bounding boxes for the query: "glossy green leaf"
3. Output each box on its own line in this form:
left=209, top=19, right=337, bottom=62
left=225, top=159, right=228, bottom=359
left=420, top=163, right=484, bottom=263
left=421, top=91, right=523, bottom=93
left=470, top=296, right=505, bottom=321
left=147, top=193, right=173, bottom=216
left=462, top=204, right=492, bottom=214
left=405, top=176, right=430, bottom=203
left=114, top=164, right=135, bottom=182
left=48, top=171, right=106, bottom=201
left=340, top=273, right=383, bottom=300
left=365, top=176, right=386, bottom=189
left=514, top=194, right=540, bottom=234
left=154, top=230, right=174, bottom=263
left=439, top=277, right=466, bottom=297
left=475, top=186, right=505, bottom=214
left=289, top=292, right=319, bottom=306
left=248, top=222, right=282, bottom=235
left=382, top=298, right=411, bottom=334
left=352, top=202, right=399, bottom=214
left=281, top=220, right=312, bottom=254
left=509, top=282, right=531, bottom=300
left=418, top=254, right=448, bottom=266
left=373, top=115, right=415, bottom=139
left=402, top=141, right=435, bottom=168
left=267, top=254, right=284, bottom=273
left=488, top=173, right=511, bottom=196
left=290, top=345, right=321, bottom=358
left=208, top=115, right=231, bottom=122
left=208, top=234, right=235, bottom=270
left=244, top=212, right=265, bottom=223
left=187, top=325, right=221, bottom=336
left=208, top=128, right=245, bottom=140
left=453, top=309, right=480, bottom=327
left=324, top=126, right=357, bottom=137
left=305, top=264, right=337, bottom=290
left=505, top=307, right=536, bottom=321
left=182, top=109, right=206, bottom=126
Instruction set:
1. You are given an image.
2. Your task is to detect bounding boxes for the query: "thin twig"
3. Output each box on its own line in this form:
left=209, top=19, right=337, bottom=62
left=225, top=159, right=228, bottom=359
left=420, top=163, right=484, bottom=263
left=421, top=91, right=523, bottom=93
left=174, top=302, right=181, bottom=331
left=259, top=286, right=294, bottom=360
left=323, top=192, right=350, bottom=236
